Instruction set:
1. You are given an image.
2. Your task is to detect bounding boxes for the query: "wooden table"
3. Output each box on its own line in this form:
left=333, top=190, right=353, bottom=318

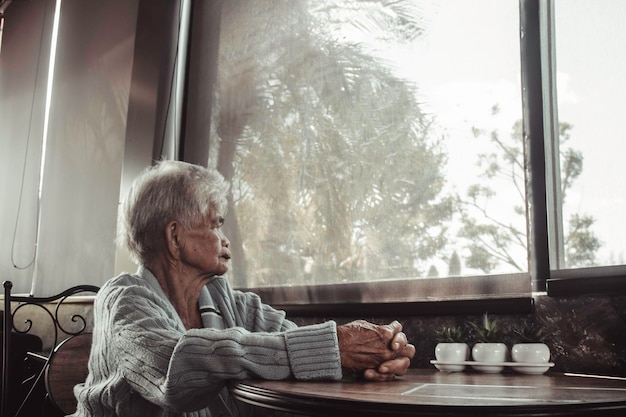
left=230, top=368, right=626, bottom=416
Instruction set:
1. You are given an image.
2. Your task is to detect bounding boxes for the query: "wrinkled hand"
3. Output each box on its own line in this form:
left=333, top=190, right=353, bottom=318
left=363, top=328, right=415, bottom=381
left=337, top=320, right=415, bottom=381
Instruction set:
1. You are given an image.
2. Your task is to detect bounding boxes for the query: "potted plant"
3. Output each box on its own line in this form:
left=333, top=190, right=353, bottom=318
left=510, top=319, right=551, bottom=364
left=467, top=313, right=508, bottom=373
left=433, top=325, right=469, bottom=372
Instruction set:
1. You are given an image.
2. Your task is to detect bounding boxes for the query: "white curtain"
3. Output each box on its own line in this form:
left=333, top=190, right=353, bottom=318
left=1, top=0, right=194, bottom=295
left=0, top=0, right=54, bottom=294
left=32, top=0, right=141, bottom=295
left=1, top=0, right=141, bottom=295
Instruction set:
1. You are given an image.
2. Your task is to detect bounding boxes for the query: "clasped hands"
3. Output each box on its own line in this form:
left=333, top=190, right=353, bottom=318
left=337, top=320, right=415, bottom=382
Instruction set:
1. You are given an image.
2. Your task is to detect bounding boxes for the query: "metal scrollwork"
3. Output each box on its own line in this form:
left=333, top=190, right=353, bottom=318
left=7, top=284, right=99, bottom=350
left=2, top=281, right=99, bottom=417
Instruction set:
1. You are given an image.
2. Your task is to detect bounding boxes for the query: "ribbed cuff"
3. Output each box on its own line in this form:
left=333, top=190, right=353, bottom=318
left=284, top=321, right=342, bottom=380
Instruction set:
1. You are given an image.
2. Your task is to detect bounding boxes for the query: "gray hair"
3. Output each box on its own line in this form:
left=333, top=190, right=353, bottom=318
left=118, top=160, right=229, bottom=265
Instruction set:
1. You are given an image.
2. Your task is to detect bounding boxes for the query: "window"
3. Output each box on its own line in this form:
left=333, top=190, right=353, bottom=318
left=200, top=0, right=626, bottom=308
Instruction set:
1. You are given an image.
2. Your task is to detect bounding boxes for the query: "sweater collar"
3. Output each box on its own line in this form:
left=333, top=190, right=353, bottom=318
left=137, top=265, right=224, bottom=329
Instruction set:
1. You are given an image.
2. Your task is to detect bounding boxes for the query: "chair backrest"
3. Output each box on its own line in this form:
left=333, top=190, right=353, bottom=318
left=1, top=280, right=99, bottom=417
left=45, top=333, right=92, bottom=415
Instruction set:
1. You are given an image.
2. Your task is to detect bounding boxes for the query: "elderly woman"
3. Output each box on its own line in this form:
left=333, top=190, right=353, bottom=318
left=72, top=160, right=414, bottom=417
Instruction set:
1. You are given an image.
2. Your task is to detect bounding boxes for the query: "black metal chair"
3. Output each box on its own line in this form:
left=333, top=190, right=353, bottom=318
left=1, top=280, right=99, bottom=417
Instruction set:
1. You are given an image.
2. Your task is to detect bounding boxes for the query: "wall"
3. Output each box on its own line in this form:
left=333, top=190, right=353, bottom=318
left=293, top=293, right=626, bottom=376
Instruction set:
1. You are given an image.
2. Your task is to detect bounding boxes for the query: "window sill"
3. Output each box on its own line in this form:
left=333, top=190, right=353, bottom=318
left=273, top=297, right=533, bottom=318
left=547, top=275, right=626, bottom=297
left=546, top=266, right=626, bottom=297
left=244, top=273, right=533, bottom=317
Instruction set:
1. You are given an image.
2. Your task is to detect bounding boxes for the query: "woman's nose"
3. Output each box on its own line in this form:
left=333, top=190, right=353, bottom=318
left=221, top=233, right=230, bottom=247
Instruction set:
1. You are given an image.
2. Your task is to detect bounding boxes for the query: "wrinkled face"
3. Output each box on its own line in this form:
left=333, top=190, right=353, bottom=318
left=178, top=210, right=231, bottom=277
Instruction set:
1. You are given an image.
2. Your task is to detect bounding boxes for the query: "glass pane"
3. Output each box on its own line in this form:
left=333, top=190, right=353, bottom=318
left=211, top=0, right=525, bottom=289
left=554, top=0, right=626, bottom=269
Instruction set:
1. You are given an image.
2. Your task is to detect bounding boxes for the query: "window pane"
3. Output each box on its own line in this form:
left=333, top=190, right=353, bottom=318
left=212, top=0, right=525, bottom=290
left=553, top=0, right=626, bottom=269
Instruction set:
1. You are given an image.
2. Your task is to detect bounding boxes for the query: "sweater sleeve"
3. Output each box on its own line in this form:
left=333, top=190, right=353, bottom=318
left=105, top=282, right=341, bottom=413
left=212, top=279, right=343, bottom=379
left=218, top=278, right=298, bottom=332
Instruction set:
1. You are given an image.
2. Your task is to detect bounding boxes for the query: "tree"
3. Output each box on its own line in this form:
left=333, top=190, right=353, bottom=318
left=448, top=251, right=461, bottom=276
left=459, top=111, right=601, bottom=273
left=213, top=0, right=456, bottom=287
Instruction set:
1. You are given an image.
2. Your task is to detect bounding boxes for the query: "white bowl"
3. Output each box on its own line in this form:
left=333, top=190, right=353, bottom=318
left=511, top=343, right=551, bottom=363
left=434, top=343, right=470, bottom=372
left=435, top=343, right=470, bottom=361
left=471, top=343, right=508, bottom=373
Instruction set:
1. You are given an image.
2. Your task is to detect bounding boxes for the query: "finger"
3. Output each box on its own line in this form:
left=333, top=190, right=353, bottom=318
left=389, top=320, right=402, bottom=333
left=363, top=368, right=397, bottom=382
left=381, top=321, right=403, bottom=344
left=391, top=331, right=408, bottom=351
left=400, top=343, right=416, bottom=359
left=378, top=356, right=411, bottom=376
left=380, top=343, right=415, bottom=364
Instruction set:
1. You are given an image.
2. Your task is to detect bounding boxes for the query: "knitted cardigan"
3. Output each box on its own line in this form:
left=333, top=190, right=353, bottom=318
left=70, top=267, right=342, bottom=417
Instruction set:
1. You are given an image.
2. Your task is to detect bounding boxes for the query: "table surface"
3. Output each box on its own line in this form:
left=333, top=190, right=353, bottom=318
left=230, top=368, right=626, bottom=416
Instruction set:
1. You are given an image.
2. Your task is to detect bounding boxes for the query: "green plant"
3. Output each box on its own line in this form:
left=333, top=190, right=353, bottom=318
left=434, top=325, right=467, bottom=343
left=468, top=313, right=504, bottom=343
left=512, top=320, right=549, bottom=343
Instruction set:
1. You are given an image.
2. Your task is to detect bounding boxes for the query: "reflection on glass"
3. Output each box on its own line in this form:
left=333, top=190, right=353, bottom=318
left=211, top=0, right=525, bottom=288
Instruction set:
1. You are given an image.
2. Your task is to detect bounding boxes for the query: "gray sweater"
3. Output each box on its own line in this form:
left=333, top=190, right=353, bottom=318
left=71, top=267, right=342, bottom=417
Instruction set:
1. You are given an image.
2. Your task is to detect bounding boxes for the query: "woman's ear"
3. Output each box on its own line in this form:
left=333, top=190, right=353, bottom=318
left=165, top=220, right=180, bottom=255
